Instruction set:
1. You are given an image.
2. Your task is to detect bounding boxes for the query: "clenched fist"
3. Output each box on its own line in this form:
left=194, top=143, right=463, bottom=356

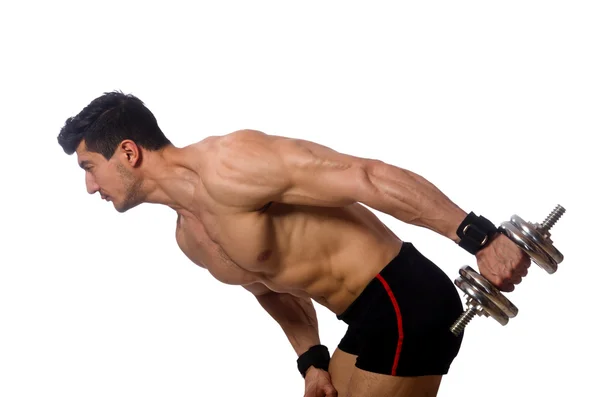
left=304, top=367, right=337, bottom=397
left=476, top=233, right=531, bottom=292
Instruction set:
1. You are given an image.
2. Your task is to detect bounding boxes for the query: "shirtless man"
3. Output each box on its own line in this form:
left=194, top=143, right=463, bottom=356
left=57, top=91, right=530, bottom=397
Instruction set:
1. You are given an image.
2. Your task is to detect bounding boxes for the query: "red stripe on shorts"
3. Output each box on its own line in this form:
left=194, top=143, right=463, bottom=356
left=376, top=274, right=404, bottom=376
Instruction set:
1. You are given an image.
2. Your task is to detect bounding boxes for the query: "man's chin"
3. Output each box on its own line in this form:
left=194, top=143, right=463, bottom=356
left=113, top=200, right=140, bottom=213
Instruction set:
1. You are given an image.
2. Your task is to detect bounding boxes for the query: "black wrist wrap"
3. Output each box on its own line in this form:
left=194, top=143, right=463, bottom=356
left=456, top=212, right=498, bottom=255
left=297, top=345, right=330, bottom=378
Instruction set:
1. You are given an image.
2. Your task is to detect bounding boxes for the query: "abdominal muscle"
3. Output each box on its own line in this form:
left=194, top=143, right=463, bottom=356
left=177, top=202, right=403, bottom=315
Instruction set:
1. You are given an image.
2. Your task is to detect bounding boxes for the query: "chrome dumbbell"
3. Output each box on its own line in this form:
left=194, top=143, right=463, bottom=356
left=450, top=205, right=566, bottom=336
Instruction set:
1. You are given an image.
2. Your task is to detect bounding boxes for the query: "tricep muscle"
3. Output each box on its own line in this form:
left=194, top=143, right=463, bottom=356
left=209, top=130, right=374, bottom=209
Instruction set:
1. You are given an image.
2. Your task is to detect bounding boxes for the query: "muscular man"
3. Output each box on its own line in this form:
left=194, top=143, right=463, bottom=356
left=57, top=91, right=529, bottom=397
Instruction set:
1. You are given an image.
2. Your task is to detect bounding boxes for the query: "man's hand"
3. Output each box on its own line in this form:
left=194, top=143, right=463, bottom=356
left=304, top=367, right=337, bottom=397
left=476, top=233, right=531, bottom=292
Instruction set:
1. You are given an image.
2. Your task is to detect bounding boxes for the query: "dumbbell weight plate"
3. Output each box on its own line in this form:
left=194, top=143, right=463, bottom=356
left=455, top=277, right=509, bottom=326
left=499, top=215, right=564, bottom=274
left=458, top=266, right=518, bottom=318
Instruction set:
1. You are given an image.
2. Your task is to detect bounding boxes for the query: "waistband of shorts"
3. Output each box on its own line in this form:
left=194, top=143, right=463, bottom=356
left=336, top=241, right=415, bottom=323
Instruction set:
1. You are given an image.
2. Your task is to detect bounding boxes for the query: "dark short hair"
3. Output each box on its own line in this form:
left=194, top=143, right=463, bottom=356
left=57, top=91, right=172, bottom=159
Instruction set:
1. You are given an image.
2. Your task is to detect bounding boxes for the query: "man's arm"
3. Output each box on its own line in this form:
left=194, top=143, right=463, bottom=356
left=243, top=283, right=322, bottom=363
left=208, top=129, right=467, bottom=242
left=210, top=130, right=529, bottom=291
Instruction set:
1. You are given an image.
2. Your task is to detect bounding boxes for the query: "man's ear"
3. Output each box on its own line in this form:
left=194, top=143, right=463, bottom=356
left=119, top=140, right=142, bottom=167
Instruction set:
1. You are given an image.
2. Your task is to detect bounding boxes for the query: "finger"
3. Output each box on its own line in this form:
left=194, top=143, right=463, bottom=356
left=502, top=273, right=522, bottom=289
left=510, top=263, right=528, bottom=278
left=487, top=276, right=505, bottom=291
left=520, top=255, right=532, bottom=268
left=304, top=386, right=315, bottom=397
left=513, top=265, right=528, bottom=280
left=499, top=282, right=515, bottom=292
left=318, top=389, right=332, bottom=397
left=511, top=275, right=523, bottom=285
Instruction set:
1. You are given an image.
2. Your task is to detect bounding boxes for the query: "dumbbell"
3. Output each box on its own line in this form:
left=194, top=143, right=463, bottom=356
left=449, top=205, right=566, bottom=336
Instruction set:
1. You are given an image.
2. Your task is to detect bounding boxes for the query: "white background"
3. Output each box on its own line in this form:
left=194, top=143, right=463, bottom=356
left=1, top=1, right=598, bottom=396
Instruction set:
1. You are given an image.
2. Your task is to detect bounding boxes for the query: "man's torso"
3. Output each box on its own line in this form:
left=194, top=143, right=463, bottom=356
left=172, top=136, right=403, bottom=314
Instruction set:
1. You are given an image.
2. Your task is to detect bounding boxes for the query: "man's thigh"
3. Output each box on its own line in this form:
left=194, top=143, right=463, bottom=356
left=346, top=368, right=443, bottom=397
left=328, top=348, right=358, bottom=397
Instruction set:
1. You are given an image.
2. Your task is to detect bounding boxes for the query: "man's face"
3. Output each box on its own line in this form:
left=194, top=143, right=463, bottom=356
left=75, top=141, right=143, bottom=213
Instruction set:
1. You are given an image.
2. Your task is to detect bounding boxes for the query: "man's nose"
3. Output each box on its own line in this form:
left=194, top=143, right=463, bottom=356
left=85, top=173, right=100, bottom=195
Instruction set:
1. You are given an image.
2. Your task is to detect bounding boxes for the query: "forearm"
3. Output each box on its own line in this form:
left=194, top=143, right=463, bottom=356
left=255, top=291, right=321, bottom=356
left=363, top=160, right=467, bottom=242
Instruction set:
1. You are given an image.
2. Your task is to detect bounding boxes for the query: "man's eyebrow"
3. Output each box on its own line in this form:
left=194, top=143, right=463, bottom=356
left=79, top=160, right=90, bottom=169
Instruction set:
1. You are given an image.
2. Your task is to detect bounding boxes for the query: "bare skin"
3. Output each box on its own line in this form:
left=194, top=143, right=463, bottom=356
left=75, top=129, right=530, bottom=397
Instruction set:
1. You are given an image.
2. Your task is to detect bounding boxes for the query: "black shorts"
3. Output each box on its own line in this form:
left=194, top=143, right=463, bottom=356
left=336, top=242, right=464, bottom=377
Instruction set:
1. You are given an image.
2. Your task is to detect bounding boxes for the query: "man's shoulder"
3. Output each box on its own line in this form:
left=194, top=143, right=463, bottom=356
left=184, top=129, right=273, bottom=152
left=219, top=129, right=274, bottom=146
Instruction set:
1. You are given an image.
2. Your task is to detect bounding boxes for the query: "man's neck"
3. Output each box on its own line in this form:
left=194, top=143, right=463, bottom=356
left=139, top=146, right=202, bottom=212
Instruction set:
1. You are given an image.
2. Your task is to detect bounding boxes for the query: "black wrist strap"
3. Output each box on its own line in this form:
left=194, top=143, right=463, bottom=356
left=456, top=212, right=498, bottom=255
left=297, top=345, right=330, bottom=378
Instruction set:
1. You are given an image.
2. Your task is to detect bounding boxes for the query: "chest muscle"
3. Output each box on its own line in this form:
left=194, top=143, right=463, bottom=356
left=175, top=213, right=275, bottom=285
